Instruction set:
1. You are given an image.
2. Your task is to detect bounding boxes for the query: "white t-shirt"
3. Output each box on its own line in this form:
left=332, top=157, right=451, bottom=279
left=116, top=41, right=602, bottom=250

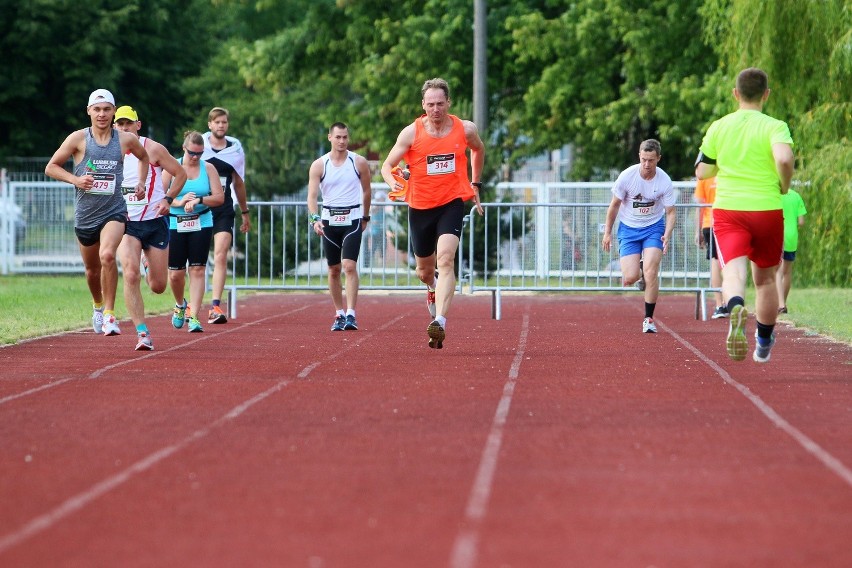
left=611, top=164, right=676, bottom=228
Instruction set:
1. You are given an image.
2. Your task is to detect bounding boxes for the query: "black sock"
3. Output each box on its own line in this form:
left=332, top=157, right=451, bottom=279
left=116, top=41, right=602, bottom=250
left=645, top=302, right=656, bottom=319
left=727, top=296, right=745, bottom=310
left=756, top=321, right=775, bottom=343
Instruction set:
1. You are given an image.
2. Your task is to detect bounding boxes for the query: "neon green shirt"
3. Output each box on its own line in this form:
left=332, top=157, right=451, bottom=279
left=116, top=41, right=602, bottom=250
left=781, top=189, right=807, bottom=251
left=699, top=109, right=794, bottom=211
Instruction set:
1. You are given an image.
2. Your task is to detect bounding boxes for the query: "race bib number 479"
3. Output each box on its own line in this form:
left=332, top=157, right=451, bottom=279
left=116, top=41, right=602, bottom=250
left=426, top=153, right=456, bottom=176
left=88, top=173, right=116, bottom=196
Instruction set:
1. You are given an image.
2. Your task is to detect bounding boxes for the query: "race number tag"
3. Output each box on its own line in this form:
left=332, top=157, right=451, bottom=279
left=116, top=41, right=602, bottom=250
left=122, top=186, right=148, bottom=206
left=88, top=173, right=116, bottom=195
left=220, top=176, right=228, bottom=190
left=176, top=214, right=201, bottom=233
left=632, top=200, right=655, bottom=216
left=426, top=153, right=456, bottom=176
left=329, top=209, right=352, bottom=226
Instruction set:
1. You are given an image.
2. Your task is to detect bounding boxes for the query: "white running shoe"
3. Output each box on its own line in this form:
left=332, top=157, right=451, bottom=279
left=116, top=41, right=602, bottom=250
left=135, top=332, right=153, bottom=351
left=102, top=314, right=121, bottom=336
left=92, top=308, right=104, bottom=334
left=642, top=317, right=657, bottom=333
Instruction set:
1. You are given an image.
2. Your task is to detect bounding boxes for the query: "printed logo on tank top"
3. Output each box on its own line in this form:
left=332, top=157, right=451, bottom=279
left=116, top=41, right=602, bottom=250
left=426, top=153, right=456, bottom=175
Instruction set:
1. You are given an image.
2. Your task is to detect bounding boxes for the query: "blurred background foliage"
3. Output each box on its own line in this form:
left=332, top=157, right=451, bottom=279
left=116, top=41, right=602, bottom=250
left=0, top=0, right=848, bottom=284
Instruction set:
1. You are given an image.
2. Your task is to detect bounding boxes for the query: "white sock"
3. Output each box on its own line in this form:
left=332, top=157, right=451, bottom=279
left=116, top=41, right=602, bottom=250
left=336, top=309, right=345, bottom=317
left=436, top=315, right=447, bottom=328
left=346, top=309, right=355, bottom=317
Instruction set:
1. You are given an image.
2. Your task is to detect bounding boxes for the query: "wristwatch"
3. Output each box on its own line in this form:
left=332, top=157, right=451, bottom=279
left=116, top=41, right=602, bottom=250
left=471, top=182, right=483, bottom=188
left=164, top=196, right=174, bottom=204
left=362, top=216, right=371, bottom=221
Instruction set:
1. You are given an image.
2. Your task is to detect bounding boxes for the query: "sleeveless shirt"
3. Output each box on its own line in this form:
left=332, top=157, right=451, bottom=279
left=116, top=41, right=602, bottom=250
left=169, top=159, right=214, bottom=230
left=122, top=137, right=165, bottom=222
left=318, top=150, right=364, bottom=218
left=72, top=128, right=126, bottom=229
left=403, top=114, right=473, bottom=210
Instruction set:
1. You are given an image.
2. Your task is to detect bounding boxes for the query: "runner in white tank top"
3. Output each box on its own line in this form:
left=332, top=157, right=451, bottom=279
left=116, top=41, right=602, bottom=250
left=114, top=105, right=187, bottom=351
left=307, top=123, right=372, bottom=332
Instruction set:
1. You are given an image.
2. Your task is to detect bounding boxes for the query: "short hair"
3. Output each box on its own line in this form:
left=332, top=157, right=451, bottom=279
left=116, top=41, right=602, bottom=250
left=329, top=122, right=348, bottom=134
left=639, top=139, right=662, bottom=155
left=208, top=107, right=229, bottom=122
left=183, top=130, right=204, bottom=147
left=736, top=68, right=768, bottom=103
left=421, top=78, right=450, bottom=100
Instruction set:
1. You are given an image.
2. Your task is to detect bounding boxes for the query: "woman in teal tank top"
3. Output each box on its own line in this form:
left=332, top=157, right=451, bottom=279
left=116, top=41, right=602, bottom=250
left=162, top=131, right=225, bottom=333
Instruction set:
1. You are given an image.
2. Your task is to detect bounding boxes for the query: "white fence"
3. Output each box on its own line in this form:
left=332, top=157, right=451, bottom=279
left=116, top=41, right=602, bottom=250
left=0, top=177, right=717, bottom=318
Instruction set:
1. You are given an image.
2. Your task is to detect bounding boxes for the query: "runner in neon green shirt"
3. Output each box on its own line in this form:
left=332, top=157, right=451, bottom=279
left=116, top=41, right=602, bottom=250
left=776, top=189, right=807, bottom=314
left=695, top=68, right=795, bottom=364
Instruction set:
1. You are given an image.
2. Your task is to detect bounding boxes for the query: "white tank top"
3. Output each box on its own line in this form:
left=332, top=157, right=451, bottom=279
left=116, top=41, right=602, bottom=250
left=319, top=150, right=363, bottom=219
left=122, top=137, right=166, bottom=222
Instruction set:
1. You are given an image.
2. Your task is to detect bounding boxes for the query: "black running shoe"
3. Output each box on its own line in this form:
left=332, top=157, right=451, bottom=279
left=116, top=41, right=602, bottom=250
left=330, top=315, right=346, bottom=331
left=344, top=314, right=358, bottom=330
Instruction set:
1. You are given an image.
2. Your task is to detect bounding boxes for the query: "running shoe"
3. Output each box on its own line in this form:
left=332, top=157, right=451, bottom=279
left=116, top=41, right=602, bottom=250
left=102, top=314, right=121, bottom=336
left=135, top=331, right=154, bottom=351
left=726, top=304, right=748, bottom=361
left=753, top=332, right=776, bottom=363
left=172, top=300, right=187, bottom=329
left=711, top=306, right=729, bottom=319
left=92, top=307, right=104, bottom=334
left=330, top=315, right=346, bottom=331
left=635, top=259, right=645, bottom=291
left=344, top=314, right=358, bottom=331
left=141, top=252, right=149, bottom=276
left=187, top=316, right=203, bottom=333
left=642, top=317, right=657, bottom=333
left=427, top=320, right=445, bottom=349
left=208, top=305, right=228, bottom=324
left=426, top=272, right=437, bottom=318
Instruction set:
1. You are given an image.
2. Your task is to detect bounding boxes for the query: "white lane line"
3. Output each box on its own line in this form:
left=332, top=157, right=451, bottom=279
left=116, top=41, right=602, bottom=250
left=657, top=320, right=852, bottom=488
left=0, top=312, right=406, bottom=554
left=449, top=312, right=530, bottom=568
left=0, top=302, right=320, bottom=405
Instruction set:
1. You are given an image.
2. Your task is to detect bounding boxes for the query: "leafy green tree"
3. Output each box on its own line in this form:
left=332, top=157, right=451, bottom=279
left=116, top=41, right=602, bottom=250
left=0, top=0, right=222, bottom=157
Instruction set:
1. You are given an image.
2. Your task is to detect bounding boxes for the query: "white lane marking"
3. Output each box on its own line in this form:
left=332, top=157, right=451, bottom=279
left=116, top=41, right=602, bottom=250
left=0, top=312, right=405, bottom=553
left=0, top=302, right=320, bottom=405
left=657, top=320, right=852, bottom=488
left=449, top=312, right=530, bottom=568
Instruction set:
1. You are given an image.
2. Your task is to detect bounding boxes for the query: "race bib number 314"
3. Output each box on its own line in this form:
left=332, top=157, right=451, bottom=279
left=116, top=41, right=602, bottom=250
left=426, top=153, right=456, bottom=176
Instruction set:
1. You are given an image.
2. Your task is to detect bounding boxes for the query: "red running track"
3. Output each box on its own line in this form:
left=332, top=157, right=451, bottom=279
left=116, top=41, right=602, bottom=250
left=1, top=293, right=851, bottom=567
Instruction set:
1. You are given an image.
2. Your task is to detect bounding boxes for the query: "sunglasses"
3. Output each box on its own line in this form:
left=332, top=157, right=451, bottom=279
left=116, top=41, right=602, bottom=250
left=184, top=149, right=204, bottom=157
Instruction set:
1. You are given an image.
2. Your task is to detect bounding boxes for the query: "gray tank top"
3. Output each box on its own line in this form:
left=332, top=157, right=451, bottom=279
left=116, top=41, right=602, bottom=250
left=72, top=128, right=126, bottom=229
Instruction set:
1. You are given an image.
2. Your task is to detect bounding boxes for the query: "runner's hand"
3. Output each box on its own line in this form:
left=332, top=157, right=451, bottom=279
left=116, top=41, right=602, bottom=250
left=388, top=166, right=409, bottom=201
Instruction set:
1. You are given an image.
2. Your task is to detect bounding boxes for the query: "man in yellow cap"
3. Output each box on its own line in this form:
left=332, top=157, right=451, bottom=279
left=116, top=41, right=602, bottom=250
left=114, top=105, right=187, bottom=350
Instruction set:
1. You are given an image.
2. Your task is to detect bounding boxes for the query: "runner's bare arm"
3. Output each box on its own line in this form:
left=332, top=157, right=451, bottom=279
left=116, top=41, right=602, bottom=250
left=45, top=130, right=90, bottom=189
left=380, top=124, right=415, bottom=187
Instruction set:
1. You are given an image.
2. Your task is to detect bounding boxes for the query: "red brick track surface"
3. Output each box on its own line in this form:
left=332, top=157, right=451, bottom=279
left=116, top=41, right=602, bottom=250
left=1, top=293, right=850, bottom=567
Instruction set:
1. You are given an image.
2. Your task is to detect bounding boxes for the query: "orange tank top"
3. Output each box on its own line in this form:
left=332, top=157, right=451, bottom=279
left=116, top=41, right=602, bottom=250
left=403, top=114, right=473, bottom=209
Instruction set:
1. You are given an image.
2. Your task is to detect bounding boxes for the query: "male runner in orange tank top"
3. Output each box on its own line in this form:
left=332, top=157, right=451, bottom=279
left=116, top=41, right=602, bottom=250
left=381, top=78, right=485, bottom=349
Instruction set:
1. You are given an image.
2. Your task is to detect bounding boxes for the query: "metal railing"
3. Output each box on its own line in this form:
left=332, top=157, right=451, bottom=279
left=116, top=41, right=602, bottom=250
left=1, top=178, right=718, bottom=319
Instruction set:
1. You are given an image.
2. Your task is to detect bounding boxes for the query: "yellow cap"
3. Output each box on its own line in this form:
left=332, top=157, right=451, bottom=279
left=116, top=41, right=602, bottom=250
left=114, top=105, right=139, bottom=122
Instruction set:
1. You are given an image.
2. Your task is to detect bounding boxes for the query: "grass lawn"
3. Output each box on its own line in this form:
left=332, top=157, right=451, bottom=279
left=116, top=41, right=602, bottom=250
left=0, top=275, right=850, bottom=346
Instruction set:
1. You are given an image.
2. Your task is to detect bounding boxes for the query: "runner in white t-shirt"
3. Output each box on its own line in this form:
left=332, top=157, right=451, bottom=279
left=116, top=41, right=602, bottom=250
left=602, top=139, right=677, bottom=334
